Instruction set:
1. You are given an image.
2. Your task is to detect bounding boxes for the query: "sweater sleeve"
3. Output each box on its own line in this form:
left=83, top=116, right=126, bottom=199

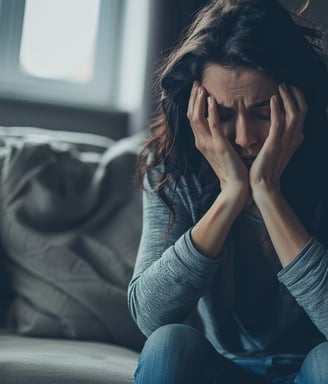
left=128, top=175, right=219, bottom=337
left=278, top=237, right=328, bottom=339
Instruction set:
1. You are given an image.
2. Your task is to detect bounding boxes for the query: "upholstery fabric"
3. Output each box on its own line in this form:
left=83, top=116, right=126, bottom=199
left=0, top=128, right=146, bottom=351
left=0, top=333, right=139, bottom=384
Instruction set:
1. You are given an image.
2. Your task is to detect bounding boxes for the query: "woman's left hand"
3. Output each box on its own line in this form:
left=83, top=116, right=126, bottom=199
left=249, top=84, right=307, bottom=193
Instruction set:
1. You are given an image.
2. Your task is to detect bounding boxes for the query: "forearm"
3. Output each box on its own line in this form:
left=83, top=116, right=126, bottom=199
left=128, top=179, right=222, bottom=336
left=191, top=186, right=249, bottom=259
left=253, top=185, right=311, bottom=267
left=278, top=238, right=328, bottom=339
left=128, top=230, right=219, bottom=336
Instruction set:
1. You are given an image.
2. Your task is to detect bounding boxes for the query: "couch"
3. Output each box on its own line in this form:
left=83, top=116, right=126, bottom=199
left=0, top=126, right=146, bottom=383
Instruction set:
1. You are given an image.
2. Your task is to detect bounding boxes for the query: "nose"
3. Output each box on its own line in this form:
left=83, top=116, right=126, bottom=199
left=234, top=114, right=257, bottom=150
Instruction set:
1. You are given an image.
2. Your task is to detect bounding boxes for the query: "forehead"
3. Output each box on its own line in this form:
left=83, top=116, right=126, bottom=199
left=201, top=63, right=278, bottom=105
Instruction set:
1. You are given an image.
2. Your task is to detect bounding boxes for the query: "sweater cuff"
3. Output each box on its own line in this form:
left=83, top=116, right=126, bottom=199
left=277, top=237, right=323, bottom=285
left=173, top=228, right=220, bottom=276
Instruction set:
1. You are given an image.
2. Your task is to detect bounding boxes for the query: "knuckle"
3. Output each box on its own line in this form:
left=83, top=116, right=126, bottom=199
left=208, top=118, right=216, bottom=130
left=187, top=111, right=198, bottom=123
left=288, top=113, right=298, bottom=125
left=189, top=114, right=202, bottom=125
left=194, top=137, right=205, bottom=151
left=194, top=137, right=201, bottom=150
left=194, top=116, right=202, bottom=125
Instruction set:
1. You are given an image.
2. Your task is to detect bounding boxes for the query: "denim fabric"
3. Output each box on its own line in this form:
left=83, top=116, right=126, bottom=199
left=134, top=324, right=328, bottom=384
left=296, top=342, right=328, bottom=383
left=233, top=356, right=301, bottom=384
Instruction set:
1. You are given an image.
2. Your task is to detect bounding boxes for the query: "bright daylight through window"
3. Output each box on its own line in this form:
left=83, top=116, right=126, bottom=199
left=0, top=0, right=150, bottom=111
left=20, top=0, right=100, bottom=84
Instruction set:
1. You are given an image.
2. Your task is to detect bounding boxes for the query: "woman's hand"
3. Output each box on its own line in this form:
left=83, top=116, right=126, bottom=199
left=188, top=82, right=250, bottom=258
left=250, top=84, right=307, bottom=194
left=248, top=85, right=310, bottom=266
left=187, top=82, right=249, bottom=195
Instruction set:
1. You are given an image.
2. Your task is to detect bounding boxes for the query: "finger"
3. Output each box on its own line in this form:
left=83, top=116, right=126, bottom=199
left=187, top=81, right=199, bottom=121
left=207, top=95, right=224, bottom=137
left=289, top=86, right=308, bottom=126
left=286, top=86, right=305, bottom=150
left=280, top=85, right=305, bottom=144
left=263, top=95, right=284, bottom=182
left=194, top=86, right=208, bottom=125
left=188, top=85, right=211, bottom=153
left=189, top=85, right=209, bottom=141
left=275, top=87, right=303, bottom=180
left=187, top=83, right=206, bottom=131
left=279, top=83, right=299, bottom=131
left=266, top=94, right=282, bottom=144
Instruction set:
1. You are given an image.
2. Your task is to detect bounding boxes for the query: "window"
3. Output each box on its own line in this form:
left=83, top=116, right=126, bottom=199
left=20, top=0, right=100, bottom=84
left=0, top=0, right=150, bottom=111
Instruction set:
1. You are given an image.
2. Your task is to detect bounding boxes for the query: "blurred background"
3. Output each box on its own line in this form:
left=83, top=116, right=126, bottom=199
left=0, top=0, right=326, bottom=140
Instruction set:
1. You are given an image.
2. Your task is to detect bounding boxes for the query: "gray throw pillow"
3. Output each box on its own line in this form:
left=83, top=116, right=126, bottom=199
left=0, top=132, right=146, bottom=351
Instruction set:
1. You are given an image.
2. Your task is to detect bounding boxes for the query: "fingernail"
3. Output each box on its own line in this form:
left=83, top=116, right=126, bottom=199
left=207, top=96, right=212, bottom=105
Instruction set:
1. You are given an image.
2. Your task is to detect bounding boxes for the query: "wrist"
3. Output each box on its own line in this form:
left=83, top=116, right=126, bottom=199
left=191, top=183, right=248, bottom=260
left=220, top=183, right=250, bottom=212
left=251, top=181, right=281, bottom=205
left=250, top=182, right=311, bottom=267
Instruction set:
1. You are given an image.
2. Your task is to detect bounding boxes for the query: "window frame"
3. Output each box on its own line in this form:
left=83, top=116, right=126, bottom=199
left=0, top=0, right=126, bottom=110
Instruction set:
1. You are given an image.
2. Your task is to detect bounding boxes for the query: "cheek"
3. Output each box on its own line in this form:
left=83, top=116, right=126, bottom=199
left=250, top=119, right=270, bottom=146
left=258, top=123, right=270, bottom=144
left=222, top=125, right=234, bottom=141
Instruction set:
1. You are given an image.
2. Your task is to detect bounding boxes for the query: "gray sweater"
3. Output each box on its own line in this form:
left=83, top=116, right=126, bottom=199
left=128, top=172, right=328, bottom=357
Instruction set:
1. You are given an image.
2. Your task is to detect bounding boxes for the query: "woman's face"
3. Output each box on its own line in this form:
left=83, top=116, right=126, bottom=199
left=201, top=64, right=279, bottom=167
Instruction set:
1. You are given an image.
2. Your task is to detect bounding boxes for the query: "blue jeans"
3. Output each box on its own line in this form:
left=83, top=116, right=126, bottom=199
left=134, top=324, right=328, bottom=384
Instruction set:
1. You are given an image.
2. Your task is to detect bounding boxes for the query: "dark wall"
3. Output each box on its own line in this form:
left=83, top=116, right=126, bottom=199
left=0, top=98, right=128, bottom=140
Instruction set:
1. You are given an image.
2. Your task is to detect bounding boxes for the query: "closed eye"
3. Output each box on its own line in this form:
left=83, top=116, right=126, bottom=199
left=249, top=100, right=271, bottom=121
left=253, top=106, right=271, bottom=121
left=217, top=106, right=234, bottom=123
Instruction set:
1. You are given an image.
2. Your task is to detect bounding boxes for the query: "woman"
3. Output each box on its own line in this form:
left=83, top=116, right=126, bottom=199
left=128, top=0, right=328, bottom=382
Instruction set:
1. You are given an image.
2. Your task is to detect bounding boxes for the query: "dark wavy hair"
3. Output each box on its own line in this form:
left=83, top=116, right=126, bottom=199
left=137, top=0, right=328, bottom=241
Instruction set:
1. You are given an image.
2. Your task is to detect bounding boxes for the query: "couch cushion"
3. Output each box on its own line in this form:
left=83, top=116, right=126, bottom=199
left=0, top=128, right=146, bottom=351
left=0, top=334, right=138, bottom=384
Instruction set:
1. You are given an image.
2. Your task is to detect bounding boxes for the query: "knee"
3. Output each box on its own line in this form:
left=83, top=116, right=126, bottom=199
left=134, top=324, right=215, bottom=384
left=297, top=342, right=328, bottom=384
left=142, top=323, right=209, bottom=358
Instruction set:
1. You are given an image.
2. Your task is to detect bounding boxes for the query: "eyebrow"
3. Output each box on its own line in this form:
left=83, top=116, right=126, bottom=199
left=216, top=98, right=271, bottom=110
left=249, top=99, right=271, bottom=109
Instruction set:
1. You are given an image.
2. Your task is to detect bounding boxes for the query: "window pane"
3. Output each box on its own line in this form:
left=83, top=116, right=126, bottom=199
left=19, top=0, right=100, bottom=83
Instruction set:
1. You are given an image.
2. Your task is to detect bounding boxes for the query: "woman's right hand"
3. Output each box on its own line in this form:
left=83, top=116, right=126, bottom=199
left=187, top=82, right=249, bottom=194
